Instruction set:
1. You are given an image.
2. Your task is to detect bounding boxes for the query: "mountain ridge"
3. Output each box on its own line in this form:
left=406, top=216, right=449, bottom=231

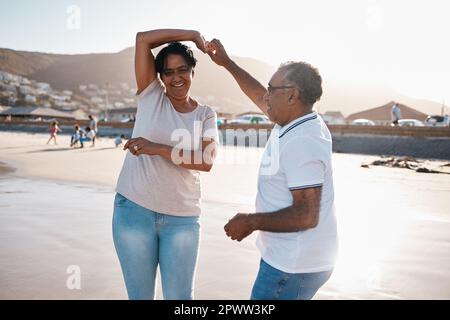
left=0, top=47, right=443, bottom=116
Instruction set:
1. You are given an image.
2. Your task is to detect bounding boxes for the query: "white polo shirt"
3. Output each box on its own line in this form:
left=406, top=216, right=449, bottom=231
left=255, top=111, right=338, bottom=273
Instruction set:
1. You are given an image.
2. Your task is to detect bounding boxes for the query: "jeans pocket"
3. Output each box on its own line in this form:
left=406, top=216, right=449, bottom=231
left=114, top=193, right=128, bottom=207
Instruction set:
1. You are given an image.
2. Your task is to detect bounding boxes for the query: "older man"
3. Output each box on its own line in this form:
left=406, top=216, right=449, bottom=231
left=207, top=40, right=338, bottom=300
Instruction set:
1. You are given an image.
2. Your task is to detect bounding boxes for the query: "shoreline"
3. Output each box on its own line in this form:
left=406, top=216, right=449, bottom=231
left=1, top=131, right=448, bottom=188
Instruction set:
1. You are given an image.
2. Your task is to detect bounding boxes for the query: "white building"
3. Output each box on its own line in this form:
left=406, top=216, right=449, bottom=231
left=36, top=82, right=51, bottom=91
left=19, top=85, right=36, bottom=96
left=91, top=96, right=104, bottom=104
left=321, top=111, right=346, bottom=125
left=109, top=107, right=137, bottom=122
left=25, top=94, right=37, bottom=103
left=0, top=83, right=17, bottom=94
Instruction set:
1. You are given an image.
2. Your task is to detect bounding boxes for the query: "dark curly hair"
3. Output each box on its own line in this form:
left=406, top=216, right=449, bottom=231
left=279, top=61, right=322, bottom=107
left=155, top=42, right=197, bottom=76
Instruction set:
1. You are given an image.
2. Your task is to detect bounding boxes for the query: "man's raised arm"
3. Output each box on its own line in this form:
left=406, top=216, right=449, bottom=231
left=207, top=39, right=269, bottom=116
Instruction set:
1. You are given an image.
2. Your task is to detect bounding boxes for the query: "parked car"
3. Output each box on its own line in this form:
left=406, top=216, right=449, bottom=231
left=228, top=114, right=271, bottom=124
left=351, top=118, right=375, bottom=126
left=424, top=115, right=449, bottom=127
left=397, top=119, right=424, bottom=127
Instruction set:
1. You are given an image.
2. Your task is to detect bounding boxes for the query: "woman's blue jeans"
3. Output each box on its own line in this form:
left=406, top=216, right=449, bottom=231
left=112, top=193, right=200, bottom=300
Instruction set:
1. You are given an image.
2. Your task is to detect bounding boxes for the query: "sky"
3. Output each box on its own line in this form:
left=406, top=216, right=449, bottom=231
left=1, top=0, right=449, bottom=106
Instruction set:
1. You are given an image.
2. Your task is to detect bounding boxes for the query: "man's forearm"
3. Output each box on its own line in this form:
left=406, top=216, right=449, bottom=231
left=222, top=60, right=268, bottom=114
left=136, top=29, right=197, bottom=49
left=250, top=204, right=319, bottom=232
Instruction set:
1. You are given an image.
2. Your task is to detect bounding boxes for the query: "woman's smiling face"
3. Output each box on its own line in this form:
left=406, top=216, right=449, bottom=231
left=161, top=54, right=193, bottom=101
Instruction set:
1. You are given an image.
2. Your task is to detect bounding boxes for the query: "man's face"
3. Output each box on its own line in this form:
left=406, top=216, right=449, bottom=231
left=161, top=54, right=193, bottom=101
left=263, top=69, right=293, bottom=125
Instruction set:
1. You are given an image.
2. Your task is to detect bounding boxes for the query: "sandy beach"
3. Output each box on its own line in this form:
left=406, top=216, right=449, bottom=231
left=1, top=131, right=449, bottom=299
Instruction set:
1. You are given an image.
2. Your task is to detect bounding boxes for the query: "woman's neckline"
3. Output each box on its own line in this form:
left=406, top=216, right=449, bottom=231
left=167, top=95, right=201, bottom=115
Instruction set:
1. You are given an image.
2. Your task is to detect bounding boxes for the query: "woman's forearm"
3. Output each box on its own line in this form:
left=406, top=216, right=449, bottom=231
left=150, top=143, right=213, bottom=172
left=136, top=29, right=198, bottom=49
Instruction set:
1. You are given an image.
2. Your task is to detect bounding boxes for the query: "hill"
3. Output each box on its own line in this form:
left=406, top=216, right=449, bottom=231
left=0, top=47, right=443, bottom=116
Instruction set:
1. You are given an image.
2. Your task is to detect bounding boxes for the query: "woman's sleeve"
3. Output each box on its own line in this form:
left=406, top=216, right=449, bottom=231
left=202, top=108, right=220, bottom=142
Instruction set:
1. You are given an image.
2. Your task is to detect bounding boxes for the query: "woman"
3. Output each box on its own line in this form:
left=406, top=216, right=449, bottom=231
left=113, top=29, right=219, bottom=300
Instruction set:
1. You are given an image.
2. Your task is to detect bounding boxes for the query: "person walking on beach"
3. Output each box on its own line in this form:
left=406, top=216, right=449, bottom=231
left=113, top=29, right=219, bottom=300
left=207, top=40, right=337, bottom=300
left=88, top=115, right=98, bottom=146
left=46, top=121, right=62, bottom=145
left=391, top=102, right=401, bottom=126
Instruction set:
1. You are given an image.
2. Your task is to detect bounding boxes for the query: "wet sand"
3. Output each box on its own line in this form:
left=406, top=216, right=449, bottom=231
left=1, top=131, right=449, bottom=299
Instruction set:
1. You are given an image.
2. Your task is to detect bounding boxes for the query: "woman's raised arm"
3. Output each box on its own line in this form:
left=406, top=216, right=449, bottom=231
left=135, top=29, right=207, bottom=95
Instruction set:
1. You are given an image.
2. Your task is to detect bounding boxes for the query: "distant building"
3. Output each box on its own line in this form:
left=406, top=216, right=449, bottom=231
left=19, top=85, right=35, bottom=95
left=91, top=96, right=104, bottom=104
left=346, top=101, right=428, bottom=125
left=321, top=111, right=346, bottom=125
left=109, top=107, right=137, bottom=122
left=24, top=94, right=37, bottom=103
left=0, top=106, right=75, bottom=121
left=36, top=82, right=51, bottom=91
left=0, top=83, right=17, bottom=94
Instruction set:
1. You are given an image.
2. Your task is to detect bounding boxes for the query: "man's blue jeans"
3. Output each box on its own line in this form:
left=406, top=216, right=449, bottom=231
left=112, top=193, right=200, bottom=300
left=251, top=259, right=333, bottom=300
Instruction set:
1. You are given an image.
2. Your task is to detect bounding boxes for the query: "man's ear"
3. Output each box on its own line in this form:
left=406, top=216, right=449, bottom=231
left=288, top=91, right=297, bottom=105
left=291, top=88, right=301, bottom=103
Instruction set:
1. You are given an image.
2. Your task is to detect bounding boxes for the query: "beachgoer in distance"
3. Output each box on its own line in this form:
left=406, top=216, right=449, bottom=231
left=114, top=134, right=126, bottom=148
left=88, top=115, right=98, bottom=146
left=391, top=102, right=401, bottom=126
left=46, top=121, right=62, bottom=145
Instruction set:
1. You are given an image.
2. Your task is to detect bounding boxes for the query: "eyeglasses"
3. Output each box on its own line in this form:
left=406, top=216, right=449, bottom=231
left=162, top=65, right=192, bottom=77
left=267, top=85, right=296, bottom=95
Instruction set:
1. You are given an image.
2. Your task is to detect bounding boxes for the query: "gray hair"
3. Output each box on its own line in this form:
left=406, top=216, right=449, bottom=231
left=279, top=61, right=323, bottom=107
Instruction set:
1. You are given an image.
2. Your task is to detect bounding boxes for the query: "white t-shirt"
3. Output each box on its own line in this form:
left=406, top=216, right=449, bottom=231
left=115, top=78, right=219, bottom=216
left=255, top=111, right=338, bottom=273
left=391, top=105, right=401, bottom=121
left=90, top=118, right=98, bottom=132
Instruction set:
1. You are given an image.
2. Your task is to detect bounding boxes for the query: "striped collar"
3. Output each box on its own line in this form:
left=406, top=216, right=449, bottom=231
left=278, top=112, right=318, bottom=138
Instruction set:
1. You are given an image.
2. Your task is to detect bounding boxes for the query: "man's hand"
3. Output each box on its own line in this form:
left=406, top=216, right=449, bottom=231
left=224, top=213, right=256, bottom=242
left=123, top=137, right=160, bottom=156
left=206, top=39, right=232, bottom=67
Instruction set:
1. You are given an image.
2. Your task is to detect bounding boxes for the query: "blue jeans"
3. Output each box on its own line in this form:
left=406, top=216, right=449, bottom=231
left=112, top=193, right=200, bottom=300
left=250, top=259, right=333, bottom=300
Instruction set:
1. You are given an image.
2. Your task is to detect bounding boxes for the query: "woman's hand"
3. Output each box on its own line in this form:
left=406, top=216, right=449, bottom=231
left=191, top=31, right=208, bottom=53
left=123, top=137, right=160, bottom=156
